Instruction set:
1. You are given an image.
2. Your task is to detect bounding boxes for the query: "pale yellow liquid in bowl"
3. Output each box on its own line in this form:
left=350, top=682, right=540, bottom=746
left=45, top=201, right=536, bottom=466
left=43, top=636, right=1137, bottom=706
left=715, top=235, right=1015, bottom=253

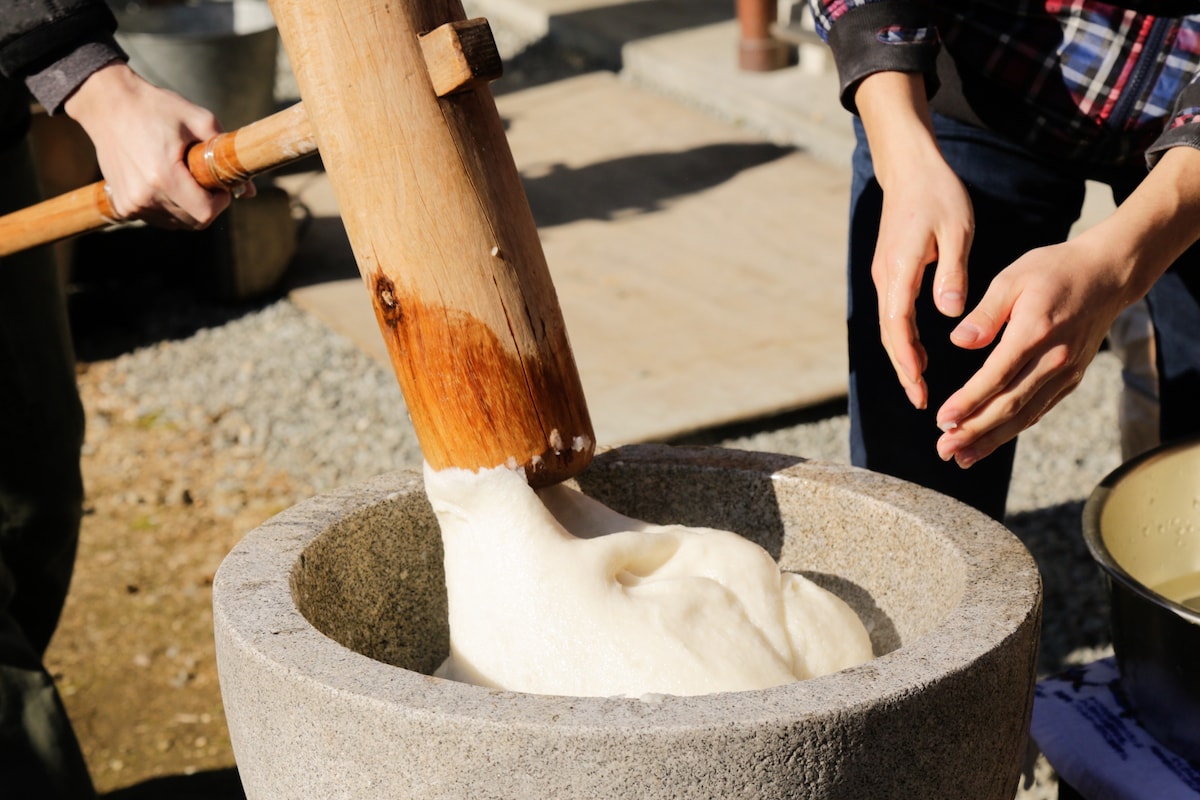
left=1153, top=570, right=1200, bottom=613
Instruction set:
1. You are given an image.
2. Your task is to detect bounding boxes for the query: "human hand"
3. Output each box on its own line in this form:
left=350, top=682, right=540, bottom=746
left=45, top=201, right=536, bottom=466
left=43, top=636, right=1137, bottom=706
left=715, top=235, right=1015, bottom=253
left=855, top=72, right=974, bottom=410
left=933, top=144, right=1200, bottom=468
left=933, top=237, right=1128, bottom=467
left=870, top=155, right=974, bottom=410
left=63, top=61, right=236, bottom=229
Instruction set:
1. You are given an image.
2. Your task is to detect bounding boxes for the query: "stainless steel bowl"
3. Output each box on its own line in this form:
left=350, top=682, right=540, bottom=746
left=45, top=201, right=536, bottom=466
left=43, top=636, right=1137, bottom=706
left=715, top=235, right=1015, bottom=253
left=1082, top=436, right=1200, bottom=764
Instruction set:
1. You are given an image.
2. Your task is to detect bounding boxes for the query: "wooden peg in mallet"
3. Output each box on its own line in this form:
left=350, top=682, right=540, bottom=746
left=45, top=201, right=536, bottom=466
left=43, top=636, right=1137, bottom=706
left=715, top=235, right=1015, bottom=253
left=267, top=0, right=594, bottom=488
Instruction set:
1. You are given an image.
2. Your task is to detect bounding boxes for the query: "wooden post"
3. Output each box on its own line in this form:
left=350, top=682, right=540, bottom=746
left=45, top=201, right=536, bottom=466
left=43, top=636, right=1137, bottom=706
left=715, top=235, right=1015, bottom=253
left=266, top=0, right=594, bottom=487
left=736, top=0, right=788, bottom=72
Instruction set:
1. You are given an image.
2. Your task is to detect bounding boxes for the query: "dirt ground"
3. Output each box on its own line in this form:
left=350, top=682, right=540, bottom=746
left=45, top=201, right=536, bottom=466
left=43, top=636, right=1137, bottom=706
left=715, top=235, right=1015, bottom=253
left=38, top=255, right=309, bottom=799
left=44, top=353, right=303, bottom=798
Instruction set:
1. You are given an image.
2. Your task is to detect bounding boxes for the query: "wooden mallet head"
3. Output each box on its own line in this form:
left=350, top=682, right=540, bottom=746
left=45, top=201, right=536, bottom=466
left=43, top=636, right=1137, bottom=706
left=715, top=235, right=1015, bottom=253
left=267, top=0, right=594, bottom=487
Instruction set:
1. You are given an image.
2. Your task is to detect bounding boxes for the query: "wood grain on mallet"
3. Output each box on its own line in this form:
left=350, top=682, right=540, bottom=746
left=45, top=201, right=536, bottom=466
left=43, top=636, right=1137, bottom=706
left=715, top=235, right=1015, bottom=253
left=267, top=0, right=594, bottom=487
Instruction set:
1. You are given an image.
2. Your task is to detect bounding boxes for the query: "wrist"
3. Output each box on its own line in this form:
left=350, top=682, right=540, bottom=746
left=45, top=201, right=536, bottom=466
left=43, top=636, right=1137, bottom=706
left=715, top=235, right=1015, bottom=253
left=854, top=71, right=943, bottom=190
left=63, top=61, right=137, bottom=132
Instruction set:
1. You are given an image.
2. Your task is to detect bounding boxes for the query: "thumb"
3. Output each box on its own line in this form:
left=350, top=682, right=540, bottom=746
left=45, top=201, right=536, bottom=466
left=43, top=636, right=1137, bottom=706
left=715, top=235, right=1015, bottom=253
left=950, top=279, right=1014, bottom=351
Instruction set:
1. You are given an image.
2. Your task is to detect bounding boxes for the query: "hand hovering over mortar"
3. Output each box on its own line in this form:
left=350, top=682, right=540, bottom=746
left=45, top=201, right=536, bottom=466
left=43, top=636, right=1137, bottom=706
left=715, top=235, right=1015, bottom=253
left=935, top=145, right=1200, bottom=468
left=62, top=60, right=247, bottom=229
left=854, top=71, right=974, bottom=413
left=855, top=71, right=1200, bottom=471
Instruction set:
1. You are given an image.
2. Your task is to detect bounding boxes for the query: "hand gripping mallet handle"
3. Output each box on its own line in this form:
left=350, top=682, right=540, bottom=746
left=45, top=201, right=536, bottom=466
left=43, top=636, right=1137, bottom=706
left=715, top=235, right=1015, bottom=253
left=0, top=102, right=316, bottom=258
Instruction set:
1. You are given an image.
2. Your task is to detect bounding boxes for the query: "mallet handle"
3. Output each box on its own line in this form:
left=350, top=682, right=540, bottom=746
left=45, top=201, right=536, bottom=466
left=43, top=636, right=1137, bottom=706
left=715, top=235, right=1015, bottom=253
left=0, top=102, right=316, bottom=258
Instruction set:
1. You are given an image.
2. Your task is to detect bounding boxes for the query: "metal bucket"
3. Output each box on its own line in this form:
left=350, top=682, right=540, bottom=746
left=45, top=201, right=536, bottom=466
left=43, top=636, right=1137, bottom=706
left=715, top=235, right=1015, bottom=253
left=111, top=0, right=279, bottom=130
left=1082, top=435, right=1200, bottom=764
left=108, top=1, right=295, bottom=301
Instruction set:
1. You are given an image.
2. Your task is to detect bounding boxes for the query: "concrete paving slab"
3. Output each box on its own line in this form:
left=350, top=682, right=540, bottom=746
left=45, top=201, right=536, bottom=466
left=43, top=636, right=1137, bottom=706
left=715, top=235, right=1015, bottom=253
left=620, top=21, right=851, bottom=165
left=467, top=0, right=739, bottom=64
left=284, top=70, right=849, bottom=446
left=466, top=0, right=852, bottom=163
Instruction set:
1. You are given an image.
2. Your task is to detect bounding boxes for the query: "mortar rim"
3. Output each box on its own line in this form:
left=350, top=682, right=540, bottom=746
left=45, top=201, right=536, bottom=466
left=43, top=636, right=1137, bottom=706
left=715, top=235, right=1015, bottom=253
left=213, top=444, right=1041, bottom=730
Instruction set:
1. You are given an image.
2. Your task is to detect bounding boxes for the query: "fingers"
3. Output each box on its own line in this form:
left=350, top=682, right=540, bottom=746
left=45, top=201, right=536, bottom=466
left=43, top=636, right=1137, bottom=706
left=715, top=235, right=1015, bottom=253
left=73, top=65, right=236, bottom=231
left=935, top=350, right=1080, bottom=467
left=947, top=261, right=1015, bottom=353
left=874, top=247, right=931, bottom=410
left=870, top=171, right=974, bottom=411
left=148, top=103, right=230, bottom=228
left=107, top=164, right=232, bottom=229
left=935, top=311, right=1082, bottom=468
left=163, top=161, right=232, bottom=228
left=930, top=235, right=1127, bottom=469
left=935, top=273, right=1021, bottom=434
left=180, top=105, right=223, bottom=144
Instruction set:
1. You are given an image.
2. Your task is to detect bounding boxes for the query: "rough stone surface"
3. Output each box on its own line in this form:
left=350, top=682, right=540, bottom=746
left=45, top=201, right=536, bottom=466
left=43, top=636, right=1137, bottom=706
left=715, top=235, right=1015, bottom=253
left=213, top=444, right=1041, bottom=800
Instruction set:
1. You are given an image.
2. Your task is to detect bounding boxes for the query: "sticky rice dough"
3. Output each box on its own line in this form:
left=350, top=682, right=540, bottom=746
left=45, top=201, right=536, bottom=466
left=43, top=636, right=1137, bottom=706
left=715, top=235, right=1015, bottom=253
left=427, top=463, right=874, bottom=698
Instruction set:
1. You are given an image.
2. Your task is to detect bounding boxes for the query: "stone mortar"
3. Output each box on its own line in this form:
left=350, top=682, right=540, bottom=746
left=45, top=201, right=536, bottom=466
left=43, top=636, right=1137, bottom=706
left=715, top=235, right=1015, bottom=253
left=213, top=444, right=1043, bottom=799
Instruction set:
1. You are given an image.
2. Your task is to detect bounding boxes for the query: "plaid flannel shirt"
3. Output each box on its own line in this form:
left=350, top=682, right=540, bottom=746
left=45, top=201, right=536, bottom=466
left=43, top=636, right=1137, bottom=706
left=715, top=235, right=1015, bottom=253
left=807, top=0, right=1200, bottom=167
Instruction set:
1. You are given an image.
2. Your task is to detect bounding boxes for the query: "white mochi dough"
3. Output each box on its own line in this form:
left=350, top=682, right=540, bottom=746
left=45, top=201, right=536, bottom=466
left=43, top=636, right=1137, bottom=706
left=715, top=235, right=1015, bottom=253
left=427, top=463, right=874, bottom=698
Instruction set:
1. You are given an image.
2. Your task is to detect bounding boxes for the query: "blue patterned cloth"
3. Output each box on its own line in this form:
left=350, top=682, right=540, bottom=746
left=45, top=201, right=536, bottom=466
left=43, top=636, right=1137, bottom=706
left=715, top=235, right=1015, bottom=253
left=1032, top=657, right=1200, bottom=799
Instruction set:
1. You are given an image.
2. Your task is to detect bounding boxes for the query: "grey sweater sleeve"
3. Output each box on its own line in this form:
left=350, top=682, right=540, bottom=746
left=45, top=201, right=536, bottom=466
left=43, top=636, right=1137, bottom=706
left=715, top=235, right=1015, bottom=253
left=0, top=0, right=126, bottom=113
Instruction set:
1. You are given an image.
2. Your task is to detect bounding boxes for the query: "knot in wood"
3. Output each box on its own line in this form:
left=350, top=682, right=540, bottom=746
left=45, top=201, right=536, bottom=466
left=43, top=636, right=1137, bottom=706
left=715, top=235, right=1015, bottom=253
left=373, top=273, right=403, bottom=326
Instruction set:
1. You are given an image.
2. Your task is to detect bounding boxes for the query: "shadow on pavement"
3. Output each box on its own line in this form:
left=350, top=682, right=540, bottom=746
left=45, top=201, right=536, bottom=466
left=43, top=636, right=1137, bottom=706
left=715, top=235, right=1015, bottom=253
left=102, top=768, right=246, bottom=800
left=277, top=138, right=796, bottom=294
left=545, top=0, right=733, bottom=67
left=523, top=141, right=795, bottom=228
left=485, top=0, right=736, bottom=96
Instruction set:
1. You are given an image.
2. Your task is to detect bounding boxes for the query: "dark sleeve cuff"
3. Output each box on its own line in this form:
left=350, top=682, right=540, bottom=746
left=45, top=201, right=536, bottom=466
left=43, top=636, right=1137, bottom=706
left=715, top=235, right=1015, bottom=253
left=25, top=39, right=127, bottom=114
left=0, top=2, right=118, bottom=77
left=826, top=2, right=940, bottom=115
left=1146, top=81, right=1200, bottom=168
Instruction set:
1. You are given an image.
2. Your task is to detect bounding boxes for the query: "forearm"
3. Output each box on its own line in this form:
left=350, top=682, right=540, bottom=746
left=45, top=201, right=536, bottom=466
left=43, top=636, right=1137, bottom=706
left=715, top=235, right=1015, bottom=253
left=1075, top=145, right=1200, bottom=307
left=853, top=70, right=976, bottom=407
left=62, top=61, right=140, bottom=135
